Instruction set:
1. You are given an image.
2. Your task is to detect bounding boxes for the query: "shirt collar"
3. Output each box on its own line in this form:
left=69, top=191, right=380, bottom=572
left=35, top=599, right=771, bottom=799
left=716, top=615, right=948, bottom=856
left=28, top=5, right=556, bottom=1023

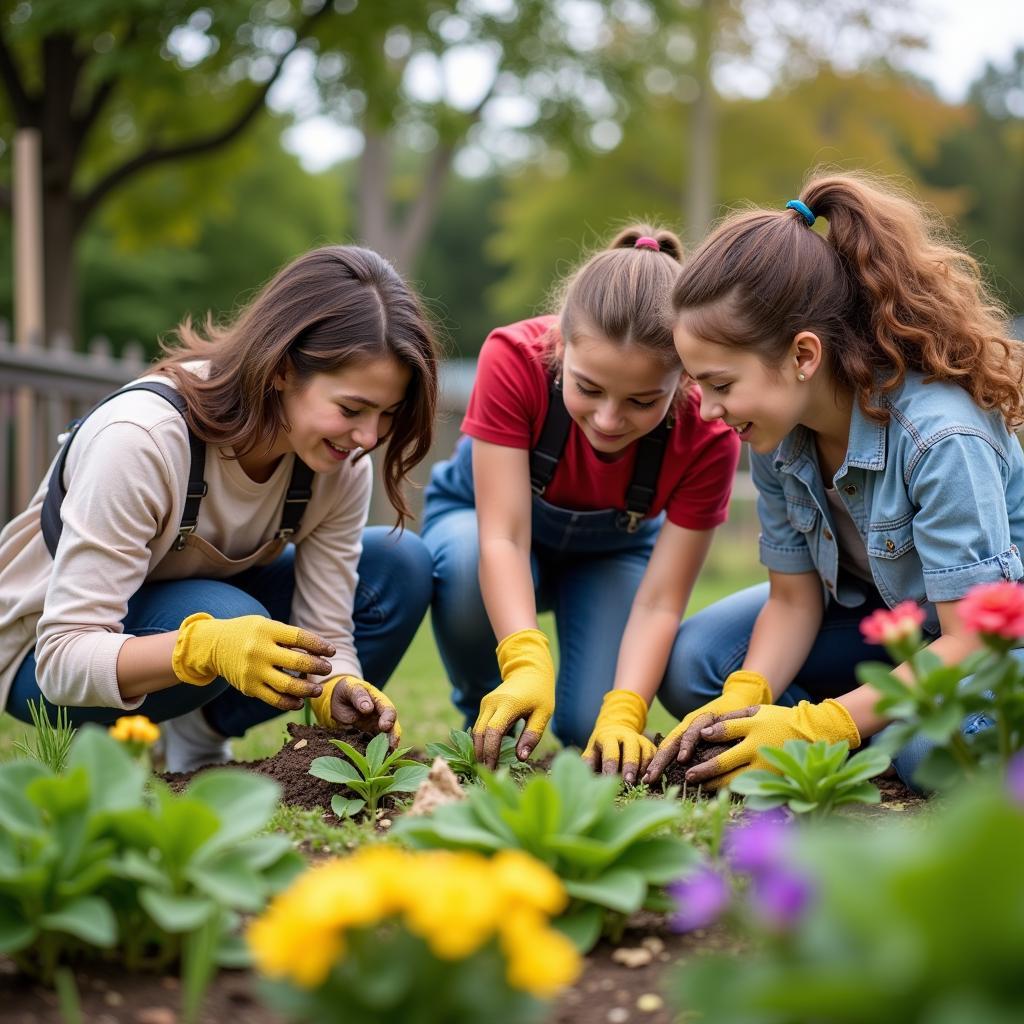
left=772, top=391, right=888, bottom=473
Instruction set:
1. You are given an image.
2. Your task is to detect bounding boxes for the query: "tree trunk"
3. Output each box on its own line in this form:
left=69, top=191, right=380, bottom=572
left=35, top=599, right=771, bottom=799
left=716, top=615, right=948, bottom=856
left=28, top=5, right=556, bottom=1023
left=357, top=129, right=403, bottom=266
left=41, top=188, right=78, bottom=344
left=685, top=0, right=717, bottom=245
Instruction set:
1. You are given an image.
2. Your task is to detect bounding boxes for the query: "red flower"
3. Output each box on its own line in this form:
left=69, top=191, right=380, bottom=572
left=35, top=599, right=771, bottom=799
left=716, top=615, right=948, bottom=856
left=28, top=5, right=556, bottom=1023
left=859, top=601, right=925, bottom=647
left=957, top=581, right=1024, bottom=640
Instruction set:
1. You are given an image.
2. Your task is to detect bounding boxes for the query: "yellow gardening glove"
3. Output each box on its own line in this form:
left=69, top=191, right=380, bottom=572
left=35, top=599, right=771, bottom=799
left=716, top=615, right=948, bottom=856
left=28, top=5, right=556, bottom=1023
left=643, top=670, right=772, bottom=783
left=682, top=699, right=861, bottom=790
left=582, top=690, right=656, bottom=784
left=474, top=628, right=555, bottom=769
left=310, top=675, right=403, bottom=750
left=172, top=613, right=334, bottom=710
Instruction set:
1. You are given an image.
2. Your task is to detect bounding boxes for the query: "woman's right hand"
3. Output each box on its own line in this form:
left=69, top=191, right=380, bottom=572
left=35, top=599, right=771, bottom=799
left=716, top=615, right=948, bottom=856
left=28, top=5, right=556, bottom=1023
left=642, top=670, right=773, bottom=784
left=171, top=612, right=335, bottom=710
left=474, top=628, right=556, bottom=769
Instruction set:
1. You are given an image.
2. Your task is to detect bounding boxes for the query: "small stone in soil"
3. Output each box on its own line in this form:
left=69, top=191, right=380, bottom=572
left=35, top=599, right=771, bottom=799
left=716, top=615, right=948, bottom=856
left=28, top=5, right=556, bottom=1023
left=136, top=1008, right=177, bottom=1024
left=293, top=738, right=308, bottom=750
left=641, top=936, right=665, bottom=955
left=637, top=993, right=664, bottom=1013
left=611, top=946, right=654, bottom=968
left=607, top=1009, right=630, bottom=1023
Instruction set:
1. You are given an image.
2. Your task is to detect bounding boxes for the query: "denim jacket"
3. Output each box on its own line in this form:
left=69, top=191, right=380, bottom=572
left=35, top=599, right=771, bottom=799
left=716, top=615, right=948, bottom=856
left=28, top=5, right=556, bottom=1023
left=752, top=372, right=1024, bottom=636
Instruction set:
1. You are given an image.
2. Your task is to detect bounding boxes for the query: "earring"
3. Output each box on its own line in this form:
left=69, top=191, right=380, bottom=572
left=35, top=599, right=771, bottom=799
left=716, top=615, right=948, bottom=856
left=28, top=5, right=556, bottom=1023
left=798, top=372, right=807, bottom=381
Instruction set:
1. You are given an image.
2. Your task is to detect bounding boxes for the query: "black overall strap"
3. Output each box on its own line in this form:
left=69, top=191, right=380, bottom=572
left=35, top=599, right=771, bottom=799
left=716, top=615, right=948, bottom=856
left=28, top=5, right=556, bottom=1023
left=618, top=415, right=672, bottom=533
left=275, top=458, right=315, bottom=539
left=41, top=382, right=207, bottom=557
left=527, top=374, right=673, bottom=532
left=529, top=378, right=572, bottom=495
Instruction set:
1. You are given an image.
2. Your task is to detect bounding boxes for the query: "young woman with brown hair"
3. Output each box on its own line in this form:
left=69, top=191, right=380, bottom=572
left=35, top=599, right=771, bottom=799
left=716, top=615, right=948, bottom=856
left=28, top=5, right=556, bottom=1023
left=422, top=226, right=741, bottom=778
left=0, top=245, right=440, bottom=771
left=643, top=171, right=1024, bottom=791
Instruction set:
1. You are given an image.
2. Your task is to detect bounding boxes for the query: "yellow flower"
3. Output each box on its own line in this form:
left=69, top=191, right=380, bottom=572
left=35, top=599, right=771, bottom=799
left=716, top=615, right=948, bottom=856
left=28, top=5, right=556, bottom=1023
left=500, top=908, right=581, bottom=998
left=248, top=906, right=344, bottom=988
left=108, top=715, right=160, bottom=746
left=402, top=853, right=503, bottom=958
left=491, top=849, right=567, bottom=916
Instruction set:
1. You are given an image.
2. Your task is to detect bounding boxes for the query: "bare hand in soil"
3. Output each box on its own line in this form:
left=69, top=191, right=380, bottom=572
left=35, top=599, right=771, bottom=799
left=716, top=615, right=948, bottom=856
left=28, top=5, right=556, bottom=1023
left=329, top=677, right=401, bottom=749
left=642, top=710, right=719, bottom=785
left=680, top=706, right=760, bottom=788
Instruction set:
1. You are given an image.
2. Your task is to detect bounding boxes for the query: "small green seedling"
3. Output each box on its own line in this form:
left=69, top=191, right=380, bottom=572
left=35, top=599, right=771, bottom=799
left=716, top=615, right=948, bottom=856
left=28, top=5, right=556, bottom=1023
left=13, top=698, right=76, bottom=774
left=425, top=728, right=519, bottom=781
left=728, top=739, right=891, bottom=818
left=309, top=732, right=429, bottom=819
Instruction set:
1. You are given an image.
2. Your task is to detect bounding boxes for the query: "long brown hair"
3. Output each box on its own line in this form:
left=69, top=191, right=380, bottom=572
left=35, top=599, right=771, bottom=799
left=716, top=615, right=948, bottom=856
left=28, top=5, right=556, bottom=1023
left=672, top=170, right=1024, bottom=426
left=154, top=245, right=439, bottom=527
left=545, top=223, right=686, bottom=374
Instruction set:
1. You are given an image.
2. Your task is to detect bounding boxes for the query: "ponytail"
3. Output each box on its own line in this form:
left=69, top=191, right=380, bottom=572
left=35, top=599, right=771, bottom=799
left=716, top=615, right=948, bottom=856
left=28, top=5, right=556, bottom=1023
left=673, top=170, right=1024, bottom=426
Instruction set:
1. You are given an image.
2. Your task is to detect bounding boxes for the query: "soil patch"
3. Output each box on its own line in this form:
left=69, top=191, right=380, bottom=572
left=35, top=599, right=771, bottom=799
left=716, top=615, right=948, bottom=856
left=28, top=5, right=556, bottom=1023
left=162, top=723, right=423, bottom=818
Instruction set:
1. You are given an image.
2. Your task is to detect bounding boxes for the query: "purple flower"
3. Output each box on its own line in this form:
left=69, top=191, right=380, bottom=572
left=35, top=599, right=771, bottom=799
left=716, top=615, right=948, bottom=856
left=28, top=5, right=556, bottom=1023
left=748, top=867, right=815, bottom=932
left=1007, top=752, right=1024, bottom=806
left=667, top=865, right=730, bottom=932
left=723, top=809, right=793, bottom=877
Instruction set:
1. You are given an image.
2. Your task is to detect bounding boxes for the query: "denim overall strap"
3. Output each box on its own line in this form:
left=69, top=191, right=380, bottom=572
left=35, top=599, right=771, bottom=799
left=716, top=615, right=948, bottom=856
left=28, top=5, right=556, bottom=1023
left=529, top=377, right=571, bottom=496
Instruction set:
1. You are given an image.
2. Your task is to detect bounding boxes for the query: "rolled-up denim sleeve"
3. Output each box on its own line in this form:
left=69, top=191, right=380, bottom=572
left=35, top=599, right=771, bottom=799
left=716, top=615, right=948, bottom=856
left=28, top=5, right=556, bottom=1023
left=751, top=452, right=816, bottom=574
left=909, top=432, right=1023, bottom=602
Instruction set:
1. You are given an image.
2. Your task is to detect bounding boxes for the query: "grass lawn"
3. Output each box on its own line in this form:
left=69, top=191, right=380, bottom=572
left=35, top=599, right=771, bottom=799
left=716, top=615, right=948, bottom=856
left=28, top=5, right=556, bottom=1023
left=0, top=557, right=765, bottom=763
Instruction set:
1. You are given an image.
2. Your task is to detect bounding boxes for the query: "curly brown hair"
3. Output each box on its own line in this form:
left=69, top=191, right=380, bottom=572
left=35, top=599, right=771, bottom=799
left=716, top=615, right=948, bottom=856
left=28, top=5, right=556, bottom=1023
left=153, top=245, right=439, bottom=528
left=672, top=170, right=1024, bottom=426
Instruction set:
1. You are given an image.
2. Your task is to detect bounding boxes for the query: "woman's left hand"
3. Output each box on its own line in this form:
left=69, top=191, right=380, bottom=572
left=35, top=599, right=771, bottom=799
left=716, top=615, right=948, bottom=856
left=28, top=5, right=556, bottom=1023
left=311, top=676, right=402, bottom=748
left=682, top=699, right=861, bottom=790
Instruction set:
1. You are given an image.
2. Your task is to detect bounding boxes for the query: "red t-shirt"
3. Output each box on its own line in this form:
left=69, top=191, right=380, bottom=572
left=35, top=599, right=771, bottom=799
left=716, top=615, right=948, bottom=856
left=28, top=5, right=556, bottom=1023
left=461, top=316, right=741, bottom=530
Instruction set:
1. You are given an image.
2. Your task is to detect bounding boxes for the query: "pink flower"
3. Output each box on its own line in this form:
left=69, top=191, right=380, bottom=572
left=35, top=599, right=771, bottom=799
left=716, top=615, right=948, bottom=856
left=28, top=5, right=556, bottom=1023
left=859, top=601, right=925, bottom=647
left=957, top=581, right=1024, bottom=641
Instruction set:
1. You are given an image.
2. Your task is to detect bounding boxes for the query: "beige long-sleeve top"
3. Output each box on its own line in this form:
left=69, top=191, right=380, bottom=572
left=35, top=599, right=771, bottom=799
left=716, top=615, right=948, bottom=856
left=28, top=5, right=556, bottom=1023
left=0, top=372, right=370, bottom=711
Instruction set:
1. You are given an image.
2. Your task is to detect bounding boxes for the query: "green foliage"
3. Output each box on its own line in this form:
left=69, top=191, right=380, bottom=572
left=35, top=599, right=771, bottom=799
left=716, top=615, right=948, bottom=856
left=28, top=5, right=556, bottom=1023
left=426, top=728, right=518, bottom=781
left=728, top=739, right=890, bottom=817
left=394, top=750, right=696, bottom=951
left=0, top=725, right=302, bottom=1004
left=857, top=640, right=1024, bottom=790
left=11, top=699, right=76, bottom=774
left=309, top=732, right=429, bottom=819
left=670, top=777, right=1024, bottom=1023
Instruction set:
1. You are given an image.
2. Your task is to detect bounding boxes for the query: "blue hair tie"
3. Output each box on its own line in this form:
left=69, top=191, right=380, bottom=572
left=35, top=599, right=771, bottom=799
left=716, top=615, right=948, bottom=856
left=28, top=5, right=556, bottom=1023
left=786, top=199, right=815, bottom=226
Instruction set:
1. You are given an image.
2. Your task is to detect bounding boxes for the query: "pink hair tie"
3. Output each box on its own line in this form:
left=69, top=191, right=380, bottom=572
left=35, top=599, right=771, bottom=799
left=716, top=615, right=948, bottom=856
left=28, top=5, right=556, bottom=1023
left=634, top=236, right=660, bottom=252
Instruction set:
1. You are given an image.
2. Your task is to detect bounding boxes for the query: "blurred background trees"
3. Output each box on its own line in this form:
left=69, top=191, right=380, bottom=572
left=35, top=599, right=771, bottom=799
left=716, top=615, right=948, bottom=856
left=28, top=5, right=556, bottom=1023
left=1, top=0, right=1021, bottom=359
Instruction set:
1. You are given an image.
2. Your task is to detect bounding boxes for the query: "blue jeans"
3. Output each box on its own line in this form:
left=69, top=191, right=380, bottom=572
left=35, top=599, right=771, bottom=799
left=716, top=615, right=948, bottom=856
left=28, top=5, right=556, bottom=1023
left=6, top=527, right=433, bottom=738
left=668, top=581, right=995, bottom=792
left=422, top=436, right=666, bottom=748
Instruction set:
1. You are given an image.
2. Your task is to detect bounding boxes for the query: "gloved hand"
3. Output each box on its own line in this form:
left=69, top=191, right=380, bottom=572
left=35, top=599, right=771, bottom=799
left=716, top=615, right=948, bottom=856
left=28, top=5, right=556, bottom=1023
left=643, top=670, right=772, bottom=783
left=310, top=675, right=402, bottom=749
left=474, top=628, right=555, bottom=769
left=683, top=699, right=861, bottom=790
left=582, top=690, right=656, bottom=784
left=172, top=613, right=334, bottom=710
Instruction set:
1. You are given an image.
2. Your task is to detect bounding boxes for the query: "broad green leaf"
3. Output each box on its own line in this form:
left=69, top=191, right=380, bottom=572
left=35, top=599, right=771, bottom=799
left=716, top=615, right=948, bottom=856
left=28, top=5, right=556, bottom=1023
left=110, top=848, right=168, bottom=888
left=856, top=663, right=914, bottom=699
left=187, top=855, right=266, bottom=911
left=25, top=768, right=90, bottom=817
left=464, top=791, right=519, bottom=847
left=309, top=756, right=363, bottom=785
left=328, top=739, right=369, bottom=778
left=564, top=869, right=646, bottom=914
left=0, top=912, right=37, bottom=954
left=139, top=888, right=216, bottom=933
left=0, top=762, right=47, bottom=835
left=186, top=770, right=280, bottom=853
left=545, top=832, right=619, bottom=870
left=150, top=791, right=221, bottom=867
left=383, top=763, right=429, bottom=794
left=231, top=835, right=294, bottom=871
left=832, top=782, right=882, bottom=806
left=587, top=799, right=682, bottom=856
left=786, top=798, right=820, bottom=814
left=758, top=745, right=807, bottom=779
left=612, top=836, right=698, bottom=884
left=832, top=748, right=891, bottom=786
left=552, top=904, right=605, bottom=953
left=65, top=726, right=146, bottom=813
left=330, top=796, right=366, bottom=819
left=40, top=896, right=117, bottom=947
left=365, top=733, right=390, bottom=776
left=918, top=704, right=965, bottom=743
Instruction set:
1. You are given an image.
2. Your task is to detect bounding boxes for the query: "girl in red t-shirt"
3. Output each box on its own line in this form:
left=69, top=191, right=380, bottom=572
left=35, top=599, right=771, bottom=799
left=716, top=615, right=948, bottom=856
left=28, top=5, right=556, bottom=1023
left=421, top=226, right=740, bottom=781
